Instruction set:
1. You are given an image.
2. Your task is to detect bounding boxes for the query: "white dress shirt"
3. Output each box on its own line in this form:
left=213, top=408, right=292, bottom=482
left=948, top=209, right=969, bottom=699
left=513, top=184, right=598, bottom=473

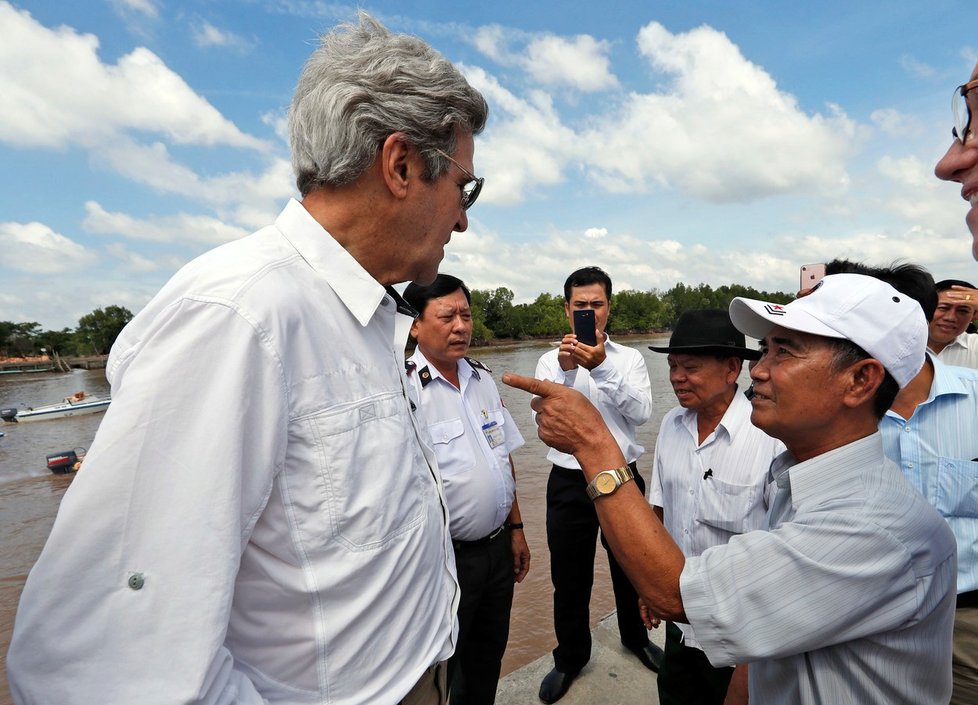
left=534, top=335, right=652, bottom=468
left=406, top=349, right=524, bottom=541
left=8, top=199, right=459, bottom=705
left=934, top=331, right=978, bottom=369
left=649, top=387, right=784, bottom=649
left=681, top=433, right=957, bottom=704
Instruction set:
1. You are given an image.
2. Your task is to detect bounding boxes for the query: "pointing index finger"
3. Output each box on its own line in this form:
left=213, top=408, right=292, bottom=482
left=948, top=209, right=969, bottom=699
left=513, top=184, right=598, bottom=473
left=502, top=373, right=550, bottom=396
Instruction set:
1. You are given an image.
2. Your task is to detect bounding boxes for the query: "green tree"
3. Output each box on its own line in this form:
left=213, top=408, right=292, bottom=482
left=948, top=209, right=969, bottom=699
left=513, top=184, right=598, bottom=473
left=74, top=305, right=133, bottom=355
left=34, top=328, right=74, bottom=356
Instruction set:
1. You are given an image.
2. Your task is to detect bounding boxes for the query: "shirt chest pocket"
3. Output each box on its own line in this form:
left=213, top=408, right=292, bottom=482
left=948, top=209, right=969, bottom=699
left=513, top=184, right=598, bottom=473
left=428, top=417, right=476, bottom=477
left=935, top=457, right=978, bottom=518
left=695, top=476, right=765, bottom=535
left=310, top=393, right=427, bottom=550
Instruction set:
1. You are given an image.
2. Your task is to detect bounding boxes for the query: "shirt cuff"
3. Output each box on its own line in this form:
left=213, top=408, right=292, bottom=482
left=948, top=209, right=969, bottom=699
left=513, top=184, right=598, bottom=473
left=679, top=557, right=737, bottom=668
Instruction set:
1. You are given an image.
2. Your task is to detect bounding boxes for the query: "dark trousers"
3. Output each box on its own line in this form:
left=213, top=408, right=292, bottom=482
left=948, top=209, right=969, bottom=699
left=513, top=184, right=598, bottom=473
left=657, top=622, right=734, bottom=705
left=448, top=529, right=515, bottom=705
left=546, top=463, right=649, bottom=674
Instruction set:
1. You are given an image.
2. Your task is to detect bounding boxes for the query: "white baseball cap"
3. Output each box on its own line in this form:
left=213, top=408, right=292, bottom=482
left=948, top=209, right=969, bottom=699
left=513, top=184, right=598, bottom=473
left=728, top=273, right=927, bottom=388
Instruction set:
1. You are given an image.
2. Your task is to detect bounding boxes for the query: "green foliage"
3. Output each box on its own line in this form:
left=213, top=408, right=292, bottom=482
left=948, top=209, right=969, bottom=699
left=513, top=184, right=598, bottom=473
left=74, top=305, right=134, bottom=355
left=468, top=282, right=793, bottom=340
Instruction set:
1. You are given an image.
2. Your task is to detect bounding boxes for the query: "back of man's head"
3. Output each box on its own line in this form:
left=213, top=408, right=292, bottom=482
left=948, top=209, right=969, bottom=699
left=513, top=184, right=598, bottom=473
left=404, top=273, right=470, bottom=317
left=288, top=12, right=488, bottom=196
left=563, top=266, right=612, bottom=301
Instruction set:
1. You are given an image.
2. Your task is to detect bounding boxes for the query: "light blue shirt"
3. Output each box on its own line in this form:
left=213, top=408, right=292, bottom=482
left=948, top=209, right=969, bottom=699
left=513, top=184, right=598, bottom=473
left=681, top=433, right=956, bottom=704
left=881, top=353, right=978, bottom=594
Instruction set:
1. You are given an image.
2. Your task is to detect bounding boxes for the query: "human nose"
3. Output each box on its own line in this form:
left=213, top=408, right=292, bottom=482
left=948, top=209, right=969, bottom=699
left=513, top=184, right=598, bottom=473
left=669, top=366, right=685, bottom=383
left=454, top=208, right=468, bottom=233
left=750, top=354, right=770, bottom=381
left=935, top=137, right=972, bottom=182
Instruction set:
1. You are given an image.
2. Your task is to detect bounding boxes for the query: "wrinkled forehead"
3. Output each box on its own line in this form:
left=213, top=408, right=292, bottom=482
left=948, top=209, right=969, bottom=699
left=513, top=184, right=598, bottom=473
left=424, top=289, right=470, bottom=314
left=937, top=290, right=977, bottom=311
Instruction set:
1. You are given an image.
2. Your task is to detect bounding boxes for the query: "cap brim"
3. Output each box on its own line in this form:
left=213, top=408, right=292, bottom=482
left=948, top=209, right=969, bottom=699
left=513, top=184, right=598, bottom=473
left=648, top=343, right=760, bottom=360
left=729, top=297, right=846, bottom=342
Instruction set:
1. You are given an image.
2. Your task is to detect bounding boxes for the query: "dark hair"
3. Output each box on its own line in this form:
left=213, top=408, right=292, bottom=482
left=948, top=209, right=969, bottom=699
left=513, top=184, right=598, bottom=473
left=935, top=278, right=976, bottom=292
left=563, top=266, right=612, bottom=302
left=403, top=273, right=470, bottom=316
left=825, top=259, right=937, bottom=322
left=824, top=338, right=899, bottom=419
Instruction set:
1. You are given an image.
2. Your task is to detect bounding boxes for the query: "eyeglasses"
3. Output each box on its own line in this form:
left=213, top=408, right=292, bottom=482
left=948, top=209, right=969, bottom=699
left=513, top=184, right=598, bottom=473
left=952, top=77, right=978, bottom=144
left=435, top=148, right=484, bottom=210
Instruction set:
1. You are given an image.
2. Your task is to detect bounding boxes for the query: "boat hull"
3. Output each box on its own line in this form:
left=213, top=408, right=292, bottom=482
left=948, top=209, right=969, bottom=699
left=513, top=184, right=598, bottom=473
left=2, top=399, right=110, bottom=423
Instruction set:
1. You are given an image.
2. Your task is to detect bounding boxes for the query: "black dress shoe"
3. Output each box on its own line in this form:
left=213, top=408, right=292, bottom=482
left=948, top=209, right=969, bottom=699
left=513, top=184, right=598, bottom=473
left=539, top=667, right=577, bottom=703
left=627, top=641, right=664, bottom=672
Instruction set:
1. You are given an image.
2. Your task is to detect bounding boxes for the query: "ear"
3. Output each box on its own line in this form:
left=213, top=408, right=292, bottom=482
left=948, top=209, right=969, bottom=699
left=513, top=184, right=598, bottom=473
left=410, top=317, right=422, bottom=339
left=841, top=359, right=885, bottom=410
left=379, top=132, right=414, bottom=202
left=724, top=357, right=742, bottom=385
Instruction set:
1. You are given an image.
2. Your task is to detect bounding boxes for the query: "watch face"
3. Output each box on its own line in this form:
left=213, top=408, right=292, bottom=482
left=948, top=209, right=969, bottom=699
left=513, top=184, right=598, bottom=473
left=595, top=473, right=618, bottom=494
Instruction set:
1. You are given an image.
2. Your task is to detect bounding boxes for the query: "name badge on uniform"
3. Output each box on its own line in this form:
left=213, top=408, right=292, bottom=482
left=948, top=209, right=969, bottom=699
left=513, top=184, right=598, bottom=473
left=482, top=420, right=504, bottom=449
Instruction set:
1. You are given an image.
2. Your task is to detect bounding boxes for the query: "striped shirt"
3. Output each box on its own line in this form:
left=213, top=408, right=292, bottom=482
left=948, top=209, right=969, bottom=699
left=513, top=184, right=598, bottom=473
left=881, top=353, right=978, bottom=594
left=681, top=433, right=956, bottom=704
left=934, top=331, right=978, bottom=369
left=649, top=387, right=784, bottom=649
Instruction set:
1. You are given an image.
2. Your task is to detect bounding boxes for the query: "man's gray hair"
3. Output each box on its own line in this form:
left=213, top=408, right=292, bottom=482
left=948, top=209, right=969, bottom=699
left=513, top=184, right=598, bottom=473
left=288, top=12, right=489, bottom=196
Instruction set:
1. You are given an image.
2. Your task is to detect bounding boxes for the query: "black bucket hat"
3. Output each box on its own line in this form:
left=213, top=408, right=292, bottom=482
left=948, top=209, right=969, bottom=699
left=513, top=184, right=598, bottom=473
left=649, top=309, right=760, bottom=360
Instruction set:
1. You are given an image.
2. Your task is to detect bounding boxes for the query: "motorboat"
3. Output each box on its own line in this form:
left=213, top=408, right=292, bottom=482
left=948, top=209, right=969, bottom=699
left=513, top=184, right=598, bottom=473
left=1, top=391, right=110, bottom=423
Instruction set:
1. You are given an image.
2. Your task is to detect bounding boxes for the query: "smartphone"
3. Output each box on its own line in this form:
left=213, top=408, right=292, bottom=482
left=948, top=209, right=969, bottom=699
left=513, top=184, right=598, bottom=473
left=573, top=309, right=597, bottom=346
left=800, top=263, right=827, bottom=290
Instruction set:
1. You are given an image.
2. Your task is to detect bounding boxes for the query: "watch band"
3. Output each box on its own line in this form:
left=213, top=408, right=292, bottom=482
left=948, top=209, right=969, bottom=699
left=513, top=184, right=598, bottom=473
left=585, top=465, right=634, bottom=501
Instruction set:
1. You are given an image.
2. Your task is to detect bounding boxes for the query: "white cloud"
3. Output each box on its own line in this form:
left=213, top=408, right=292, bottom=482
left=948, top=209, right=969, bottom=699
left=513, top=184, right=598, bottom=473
left=0, top=221, right=97, bottom=273
left=192, top=20, right=253, bottom=52
left=91, top=137, right=294, bottom=228
left=0, top=2, right=267, bottom=150
left=463, top=67, right=577, bottom=204
left=110, top=0, right=159, bottom=20
left=899, top=55, right=935, bottom=79
left=576, top=22, right=854, bottom=203
left=524, top=34, right=618, bottom=91
left=82, top=202, right=251, bottom=247
left=870, top=108, right=919, bottom=137
left=584, top=227, right=608, bottom=239
left=470, top=25, right=617, bottom=92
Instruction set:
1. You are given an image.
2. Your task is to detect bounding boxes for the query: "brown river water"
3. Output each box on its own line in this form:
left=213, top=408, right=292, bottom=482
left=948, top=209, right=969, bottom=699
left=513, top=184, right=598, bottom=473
left=0, top=335, right=753, bottom=701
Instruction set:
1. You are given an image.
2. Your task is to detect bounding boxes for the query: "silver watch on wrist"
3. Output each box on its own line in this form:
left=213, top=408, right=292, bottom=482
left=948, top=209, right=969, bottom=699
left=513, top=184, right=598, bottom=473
left=585, top=465, right=634, bottom=501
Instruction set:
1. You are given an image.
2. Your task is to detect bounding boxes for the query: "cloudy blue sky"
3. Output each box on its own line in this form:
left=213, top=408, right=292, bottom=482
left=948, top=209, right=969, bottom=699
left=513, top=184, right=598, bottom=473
left=1, top=0, right=976, bottom=330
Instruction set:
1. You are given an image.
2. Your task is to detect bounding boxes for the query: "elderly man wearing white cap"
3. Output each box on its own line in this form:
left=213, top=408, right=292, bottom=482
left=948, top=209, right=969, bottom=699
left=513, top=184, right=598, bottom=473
left=503, top=273, right=957, bottom=705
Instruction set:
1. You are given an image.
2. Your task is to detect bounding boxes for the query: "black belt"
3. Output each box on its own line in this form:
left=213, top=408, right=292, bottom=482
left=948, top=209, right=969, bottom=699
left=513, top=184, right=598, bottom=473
left=958, top=590, right=978, bottom=609
left=453, top=525, right=505, bottom=550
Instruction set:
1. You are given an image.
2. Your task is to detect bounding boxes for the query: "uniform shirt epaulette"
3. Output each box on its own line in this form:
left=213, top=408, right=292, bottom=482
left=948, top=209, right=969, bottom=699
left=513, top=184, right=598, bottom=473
left=465, top=356, right=492, bottom=374
left=418, top=365, right=434, bottom=388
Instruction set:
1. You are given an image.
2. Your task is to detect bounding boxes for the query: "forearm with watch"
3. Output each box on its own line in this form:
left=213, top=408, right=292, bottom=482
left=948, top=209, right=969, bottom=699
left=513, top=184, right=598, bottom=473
left=576, top=433, right=687, bottom=622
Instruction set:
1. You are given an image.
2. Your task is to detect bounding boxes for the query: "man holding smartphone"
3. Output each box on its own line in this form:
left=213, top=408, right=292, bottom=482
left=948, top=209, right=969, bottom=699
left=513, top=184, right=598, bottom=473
left=533, top=266, right=661, bottom=703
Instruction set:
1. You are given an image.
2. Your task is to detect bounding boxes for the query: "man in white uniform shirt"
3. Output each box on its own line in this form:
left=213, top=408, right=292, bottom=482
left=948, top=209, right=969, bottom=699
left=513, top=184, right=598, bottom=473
left=8, top=14, right=488, bottom=705
left=647, top=309, right=784, bottom=705
left=506, top=274, right=957, bottom=704
left=404, top=274, right=529, bottom=705
left=533, top=266, right=662, bottom=704
left=928, top=279, right=978, bottom=368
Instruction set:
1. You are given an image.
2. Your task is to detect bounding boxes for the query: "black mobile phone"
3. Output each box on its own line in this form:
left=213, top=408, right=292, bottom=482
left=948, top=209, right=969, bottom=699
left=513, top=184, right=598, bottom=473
left=573, top=309, right=597, bottom=346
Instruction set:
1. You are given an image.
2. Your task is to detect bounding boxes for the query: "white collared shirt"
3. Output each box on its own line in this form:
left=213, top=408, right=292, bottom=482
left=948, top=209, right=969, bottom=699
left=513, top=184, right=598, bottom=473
left=681, top=433, right=957, bottom=704
left=933, top=331, right=978, bottom=370
left=406, top=349, right=524, bottom=541
left=8, top=199, right=459, bottom=705
left=649, top=387, right=784, bottom=649
left=534, top=335, right=652, bottom=468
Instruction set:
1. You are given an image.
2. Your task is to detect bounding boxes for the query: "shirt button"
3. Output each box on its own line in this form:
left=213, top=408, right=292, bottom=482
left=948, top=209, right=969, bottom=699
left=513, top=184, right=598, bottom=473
left=128, top=573, right=145, bottom=590
left=904, top=426, right=911, bottom=432
left=907, top=463, right=914, bottom=469
left=381, top=297, right=390, bottom=306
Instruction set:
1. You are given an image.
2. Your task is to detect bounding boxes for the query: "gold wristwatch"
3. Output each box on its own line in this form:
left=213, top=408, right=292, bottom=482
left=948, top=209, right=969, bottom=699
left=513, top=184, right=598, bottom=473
left=585, top=465, right=634, bottom=501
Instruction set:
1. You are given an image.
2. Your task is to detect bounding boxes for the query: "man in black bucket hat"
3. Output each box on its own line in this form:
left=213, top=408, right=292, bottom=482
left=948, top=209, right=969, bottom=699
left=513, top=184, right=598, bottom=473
left=647, top=309, right=784, bottom=705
